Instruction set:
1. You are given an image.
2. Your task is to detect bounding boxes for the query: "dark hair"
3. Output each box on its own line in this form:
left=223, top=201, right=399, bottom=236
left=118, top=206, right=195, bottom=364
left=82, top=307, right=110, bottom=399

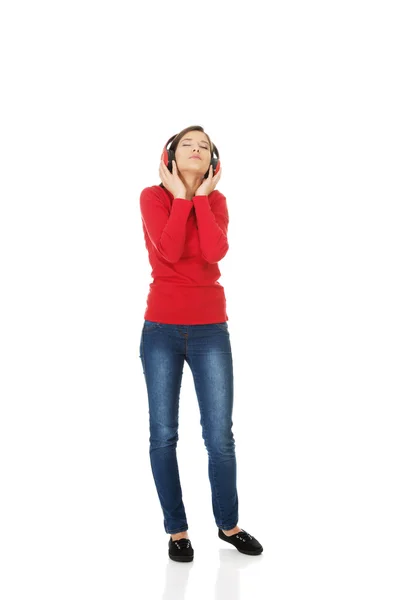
left=159, top=125, right=214, bottom=189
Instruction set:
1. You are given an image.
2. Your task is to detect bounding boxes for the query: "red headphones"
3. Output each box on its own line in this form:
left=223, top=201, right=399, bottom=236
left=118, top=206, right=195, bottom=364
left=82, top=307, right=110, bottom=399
left=161, top=133, right=220, bottom=179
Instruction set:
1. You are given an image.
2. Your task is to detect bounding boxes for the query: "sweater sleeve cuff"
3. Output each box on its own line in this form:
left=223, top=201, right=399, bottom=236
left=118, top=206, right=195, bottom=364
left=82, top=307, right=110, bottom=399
left=172, top=198, right=194, bottom=211
left=192, top=195, right=210, bottom=210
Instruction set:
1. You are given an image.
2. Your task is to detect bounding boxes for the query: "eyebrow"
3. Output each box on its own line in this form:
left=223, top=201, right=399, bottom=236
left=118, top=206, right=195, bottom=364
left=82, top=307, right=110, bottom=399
left=181, top=137, right=210, bottom=147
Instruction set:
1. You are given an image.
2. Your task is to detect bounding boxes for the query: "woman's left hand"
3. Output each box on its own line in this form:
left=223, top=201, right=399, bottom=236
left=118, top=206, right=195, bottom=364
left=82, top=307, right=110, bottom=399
left=194, top=164, right=222, bottom=197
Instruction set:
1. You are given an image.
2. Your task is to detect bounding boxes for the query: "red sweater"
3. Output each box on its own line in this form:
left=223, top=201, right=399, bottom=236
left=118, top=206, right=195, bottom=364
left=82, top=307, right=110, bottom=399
left=140, top=185, right=229, bottom=325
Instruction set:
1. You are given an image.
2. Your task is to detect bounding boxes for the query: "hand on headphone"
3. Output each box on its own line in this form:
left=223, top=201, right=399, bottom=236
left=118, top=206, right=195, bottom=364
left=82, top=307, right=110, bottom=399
left=159, top=159, right=187, bottom=199
left=194, top=164, right=222, bottom=197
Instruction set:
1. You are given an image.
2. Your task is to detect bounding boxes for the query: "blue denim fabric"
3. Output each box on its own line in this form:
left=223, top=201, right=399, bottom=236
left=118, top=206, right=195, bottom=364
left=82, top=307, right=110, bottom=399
left=139, top=320, right=238, bottom=534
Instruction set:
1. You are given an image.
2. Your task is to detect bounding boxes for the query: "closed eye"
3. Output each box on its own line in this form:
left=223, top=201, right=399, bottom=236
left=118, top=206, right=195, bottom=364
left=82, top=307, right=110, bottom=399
left=183, top=144, right=209, bottom=150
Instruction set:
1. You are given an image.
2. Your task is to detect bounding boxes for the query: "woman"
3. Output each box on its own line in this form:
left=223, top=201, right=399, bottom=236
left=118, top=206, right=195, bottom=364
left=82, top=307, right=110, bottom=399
left=139, top=125, right=263, bottom=562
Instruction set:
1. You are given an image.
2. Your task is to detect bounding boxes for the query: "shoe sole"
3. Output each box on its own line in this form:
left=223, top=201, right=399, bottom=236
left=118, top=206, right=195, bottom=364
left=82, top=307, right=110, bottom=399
left=168, top=553, right=194, bottom=562
left=234, top=547, right=263, bottom=555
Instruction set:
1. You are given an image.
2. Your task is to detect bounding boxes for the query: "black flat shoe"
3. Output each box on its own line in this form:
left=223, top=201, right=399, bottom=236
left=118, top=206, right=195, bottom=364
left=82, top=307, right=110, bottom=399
left=168, top=537, right=194, bottom=562
left=218, top=528, right=263, bottom=555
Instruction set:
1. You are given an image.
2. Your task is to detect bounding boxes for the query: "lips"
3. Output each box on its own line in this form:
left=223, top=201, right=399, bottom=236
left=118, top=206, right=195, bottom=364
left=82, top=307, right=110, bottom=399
left=190, top=156, right=201, bottom=160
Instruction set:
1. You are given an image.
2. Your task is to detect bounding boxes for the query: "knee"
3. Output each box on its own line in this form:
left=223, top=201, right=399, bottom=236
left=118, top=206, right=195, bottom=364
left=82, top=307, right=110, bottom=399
left=149, top=423, right=179, bottom=450
left=205, top=430, right=236, bottom=458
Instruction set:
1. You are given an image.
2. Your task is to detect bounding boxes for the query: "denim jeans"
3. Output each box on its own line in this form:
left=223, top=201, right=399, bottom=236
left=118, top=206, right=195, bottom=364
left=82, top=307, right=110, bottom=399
left=139, top=319, right=238, bottom=534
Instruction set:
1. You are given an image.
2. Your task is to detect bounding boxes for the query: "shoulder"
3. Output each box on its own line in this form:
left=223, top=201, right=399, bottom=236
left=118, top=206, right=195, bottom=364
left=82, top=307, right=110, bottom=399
left=140, top=185, right=170, bottom=203
left=211, top=189, right=225, bottom=198
left=209, top=189, right=227, bottom=204
left=140, top=185, right=163, bottom=198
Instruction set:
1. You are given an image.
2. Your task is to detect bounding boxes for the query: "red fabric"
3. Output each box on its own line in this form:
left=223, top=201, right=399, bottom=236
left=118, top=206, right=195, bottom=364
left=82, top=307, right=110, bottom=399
left=140, top=185, right=229, bottom=324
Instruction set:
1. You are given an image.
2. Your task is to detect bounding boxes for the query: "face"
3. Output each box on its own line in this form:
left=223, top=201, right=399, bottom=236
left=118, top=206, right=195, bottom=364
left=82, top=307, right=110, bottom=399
left=174, top=130, right=212, bottom=174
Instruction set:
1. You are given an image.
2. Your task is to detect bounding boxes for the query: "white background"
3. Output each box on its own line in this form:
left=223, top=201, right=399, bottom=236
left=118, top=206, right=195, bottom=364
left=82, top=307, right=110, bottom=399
left=1, top=1, right=399, bottom=598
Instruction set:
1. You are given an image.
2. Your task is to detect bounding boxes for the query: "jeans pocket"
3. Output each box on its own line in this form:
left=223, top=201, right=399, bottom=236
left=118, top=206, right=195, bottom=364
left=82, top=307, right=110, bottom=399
left=215, top=322, right=229, bottom=331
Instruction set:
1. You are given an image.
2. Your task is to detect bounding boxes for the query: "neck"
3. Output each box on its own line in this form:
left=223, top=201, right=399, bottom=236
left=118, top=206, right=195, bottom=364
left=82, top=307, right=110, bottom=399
left=180, top=172, right=206, bottom=199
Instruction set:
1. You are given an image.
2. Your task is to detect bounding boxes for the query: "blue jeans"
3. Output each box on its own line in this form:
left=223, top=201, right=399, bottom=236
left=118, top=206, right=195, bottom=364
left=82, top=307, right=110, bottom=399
left=139, top=320, right=239, bottom=534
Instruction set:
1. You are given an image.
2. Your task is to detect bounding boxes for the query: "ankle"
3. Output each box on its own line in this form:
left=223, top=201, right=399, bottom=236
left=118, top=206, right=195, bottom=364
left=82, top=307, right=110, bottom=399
left=222, top=526, right=241, bottom=536
left=171, top=531, right=189, bottom=541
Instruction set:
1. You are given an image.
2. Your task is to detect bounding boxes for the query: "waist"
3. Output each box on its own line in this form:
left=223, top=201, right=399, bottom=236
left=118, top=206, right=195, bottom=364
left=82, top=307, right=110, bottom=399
left=144, top=281, right=227, bottom=325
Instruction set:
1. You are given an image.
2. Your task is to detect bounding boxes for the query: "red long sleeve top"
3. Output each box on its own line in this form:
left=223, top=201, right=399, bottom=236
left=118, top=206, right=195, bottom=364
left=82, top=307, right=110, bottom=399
left=140, top=184, right=229, bottom=325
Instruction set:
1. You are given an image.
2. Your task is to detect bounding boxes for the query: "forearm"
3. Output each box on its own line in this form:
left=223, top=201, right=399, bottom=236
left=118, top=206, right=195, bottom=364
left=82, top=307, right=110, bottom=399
left=192, top=195, right=229, bottom=263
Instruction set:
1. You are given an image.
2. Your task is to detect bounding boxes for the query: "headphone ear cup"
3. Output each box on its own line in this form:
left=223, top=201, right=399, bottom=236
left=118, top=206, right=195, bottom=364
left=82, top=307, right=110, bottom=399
left=204, top=157, right=220, bottom=179
left=162, top=134, right=178, bottom=173
left=162, top=146, right=170, bottom=170
left=168, top=149, right=175, bottom=173
left=212, top=157, right=220, bottom=175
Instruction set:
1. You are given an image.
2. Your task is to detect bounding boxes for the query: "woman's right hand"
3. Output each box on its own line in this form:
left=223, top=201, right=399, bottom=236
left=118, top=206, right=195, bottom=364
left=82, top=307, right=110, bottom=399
left=159, top=159, right=188, bottom=199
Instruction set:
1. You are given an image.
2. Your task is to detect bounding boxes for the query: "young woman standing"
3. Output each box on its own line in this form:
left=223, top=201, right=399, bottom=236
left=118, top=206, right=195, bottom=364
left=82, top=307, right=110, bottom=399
left=139, top=125, right=263, bottom=561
